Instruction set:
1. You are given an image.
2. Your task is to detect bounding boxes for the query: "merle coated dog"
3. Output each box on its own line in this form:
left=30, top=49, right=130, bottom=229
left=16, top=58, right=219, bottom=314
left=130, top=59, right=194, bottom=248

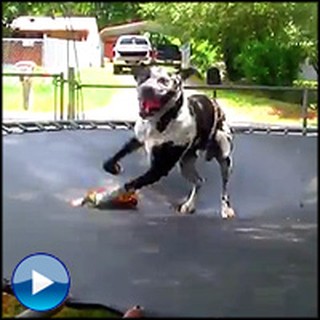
left=103, top=65, right=235, bottom=218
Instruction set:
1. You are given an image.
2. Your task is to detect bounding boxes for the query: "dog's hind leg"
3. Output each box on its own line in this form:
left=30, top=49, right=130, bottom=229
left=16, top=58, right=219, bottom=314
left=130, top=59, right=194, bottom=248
left=217, top=156, right=235, bottom=218
left=103, top=137, right=143, bottom=175
left=214, top=130, right=235, bottom=219
left=177, top=150, right=204, bottom=214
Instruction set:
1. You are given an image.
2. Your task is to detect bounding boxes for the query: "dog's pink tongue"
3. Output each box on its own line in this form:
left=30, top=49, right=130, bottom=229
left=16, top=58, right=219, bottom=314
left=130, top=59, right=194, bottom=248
left=142, top=100, right=161, bottom=112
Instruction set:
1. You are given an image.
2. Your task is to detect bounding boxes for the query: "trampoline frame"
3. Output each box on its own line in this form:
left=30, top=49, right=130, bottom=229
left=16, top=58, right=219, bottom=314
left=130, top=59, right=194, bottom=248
left=2, top=120, right=318, bottom=136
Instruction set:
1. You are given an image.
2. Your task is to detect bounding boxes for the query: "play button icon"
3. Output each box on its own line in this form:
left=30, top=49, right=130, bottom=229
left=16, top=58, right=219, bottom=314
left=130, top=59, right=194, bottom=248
left=11, top=253, right=70, bottom=312
left=32, top=270, right=54, bottom=295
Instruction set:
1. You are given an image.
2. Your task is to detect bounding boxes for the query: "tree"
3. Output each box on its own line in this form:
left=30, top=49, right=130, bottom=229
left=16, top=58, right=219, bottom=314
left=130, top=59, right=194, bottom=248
left=139, top=2, right=318, bottom=81
left=2, top=2, right=142, bottom=34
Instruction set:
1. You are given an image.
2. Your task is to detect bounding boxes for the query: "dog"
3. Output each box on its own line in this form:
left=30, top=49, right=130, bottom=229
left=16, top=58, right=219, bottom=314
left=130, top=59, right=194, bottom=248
left=102, top=65, right=235, bottom=218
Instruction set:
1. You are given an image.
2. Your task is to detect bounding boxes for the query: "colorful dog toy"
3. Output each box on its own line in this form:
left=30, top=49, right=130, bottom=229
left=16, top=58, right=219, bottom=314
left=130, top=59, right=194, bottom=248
left=71, top=187, right=138, bottom=209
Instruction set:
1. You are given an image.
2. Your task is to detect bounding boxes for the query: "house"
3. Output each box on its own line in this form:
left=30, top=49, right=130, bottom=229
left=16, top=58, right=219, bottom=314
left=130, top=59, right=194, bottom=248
left=3, top=16, right=103, bottom=72
left=99, top=20, right=160, bottom=60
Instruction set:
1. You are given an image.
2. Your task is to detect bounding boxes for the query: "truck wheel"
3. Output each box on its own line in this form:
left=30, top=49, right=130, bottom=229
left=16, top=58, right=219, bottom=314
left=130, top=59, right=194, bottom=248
left=113, top=66, right=121, bottom=75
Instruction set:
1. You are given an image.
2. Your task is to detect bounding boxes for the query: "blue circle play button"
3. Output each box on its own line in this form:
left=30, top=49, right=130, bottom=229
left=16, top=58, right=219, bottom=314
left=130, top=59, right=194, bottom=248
left=11, top=253, right=71, bottom=312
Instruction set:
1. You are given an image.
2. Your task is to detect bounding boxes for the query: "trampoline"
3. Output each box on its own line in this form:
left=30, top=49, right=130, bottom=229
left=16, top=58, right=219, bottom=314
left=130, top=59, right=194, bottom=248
left=3, top=121, right=318, bottom=317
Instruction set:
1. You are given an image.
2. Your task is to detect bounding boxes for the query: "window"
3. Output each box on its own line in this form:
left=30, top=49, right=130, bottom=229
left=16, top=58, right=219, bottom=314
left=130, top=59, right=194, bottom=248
left=135, top=38, right=148, bottom=45
left=120, top=38, right=133, bottom=44
left=119, top=37, right=148, bottom=45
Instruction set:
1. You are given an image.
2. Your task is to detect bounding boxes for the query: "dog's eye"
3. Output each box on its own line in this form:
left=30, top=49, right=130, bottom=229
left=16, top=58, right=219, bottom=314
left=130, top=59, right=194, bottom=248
left=158, top=77, right=169, bottom=85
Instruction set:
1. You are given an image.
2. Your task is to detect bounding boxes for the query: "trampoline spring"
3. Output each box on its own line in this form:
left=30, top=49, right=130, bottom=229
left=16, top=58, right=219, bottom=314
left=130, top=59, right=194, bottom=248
left=76, top=120, right=92, bottom=130
left=16, top=123, right=28, bottom=132
left=106, top=123, right=117, bottom=130
left=93, top=121, right=114, bottom=130
left=124, top=121, right=135, bottom=129
left=55, top=120, right=78, bottom=130
left=34, top=122, right=46, bottom=131
left=13, top=123, right=41, bottom=133
left=80, top=120, right=98, bottom=130
left=51, top=122, right=64, bottom=131
left=2, top=125, right=11, bottom=134
left=3, top=123, right=24, bottom=134
left=89, top=121, right=98, bottom=129
left=66, top=121, right=80, bottom=130
left=2, top=121, right=317, bottom=137
left=112, top=121, right=124, bottom=127
left=50, top=122, right=65, bottom=131
left=23, top=122, right=46, bottom=133
left=107, top=121, right=134, bottom=130
left=15, top=128, right=25, bottom=134
left=44, top=125, right=61, bottom=132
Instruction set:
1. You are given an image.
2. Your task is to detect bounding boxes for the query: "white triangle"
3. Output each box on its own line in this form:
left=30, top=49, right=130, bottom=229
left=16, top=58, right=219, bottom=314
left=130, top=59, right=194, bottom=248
left=32, top=270, right=54, bottom=295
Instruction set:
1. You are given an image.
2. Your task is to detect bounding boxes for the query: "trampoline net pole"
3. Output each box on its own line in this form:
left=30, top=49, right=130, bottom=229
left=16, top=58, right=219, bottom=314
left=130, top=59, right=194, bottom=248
left=59, top=72, right=65, bottom=121
left=53, top=75, right=58, bottom=121
left=301, top=88, right=309, bottom=135
left=67, top=67, right=76, bottom=120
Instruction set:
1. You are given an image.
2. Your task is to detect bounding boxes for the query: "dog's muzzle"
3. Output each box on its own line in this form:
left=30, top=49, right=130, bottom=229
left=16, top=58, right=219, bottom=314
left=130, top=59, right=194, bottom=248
left=139, top=99, right=161, bottom=118
left=138, top=79, right=178, bottom=118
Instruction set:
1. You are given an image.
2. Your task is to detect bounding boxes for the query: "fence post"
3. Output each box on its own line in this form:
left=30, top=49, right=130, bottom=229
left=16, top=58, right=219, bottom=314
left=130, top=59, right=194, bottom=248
left=53, top=75, right=58, bottom=121
left=75, top=83, right=79, bottom=120
left=301, top=88, right=308, bottom=135
left=20, top=75, right=33, bottom=111
left=67, top=67, right=75, bottom=120
left=59, top=72, right=64, bottom=120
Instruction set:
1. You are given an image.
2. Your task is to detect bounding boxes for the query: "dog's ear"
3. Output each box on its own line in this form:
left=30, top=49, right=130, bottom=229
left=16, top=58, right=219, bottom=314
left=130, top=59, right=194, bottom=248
left=132, top=63, right=151, bottom=84
left=178, top=67, right=201, bottom=81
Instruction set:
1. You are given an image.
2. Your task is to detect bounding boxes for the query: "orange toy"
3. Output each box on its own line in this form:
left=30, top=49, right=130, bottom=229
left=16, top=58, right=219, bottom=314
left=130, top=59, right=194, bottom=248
left=71, top=187, right=138, bottom=209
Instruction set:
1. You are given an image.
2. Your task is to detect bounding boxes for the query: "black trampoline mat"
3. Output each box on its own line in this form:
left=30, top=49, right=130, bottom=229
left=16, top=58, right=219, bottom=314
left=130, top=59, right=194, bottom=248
left=3, top=129, right=318, bottom=317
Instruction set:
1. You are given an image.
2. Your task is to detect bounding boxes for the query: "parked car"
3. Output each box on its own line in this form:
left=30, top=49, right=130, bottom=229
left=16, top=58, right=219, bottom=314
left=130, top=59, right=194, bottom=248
left=112, top=35, right=154, bottom=74
left=154, top=44, right=182, bottom=67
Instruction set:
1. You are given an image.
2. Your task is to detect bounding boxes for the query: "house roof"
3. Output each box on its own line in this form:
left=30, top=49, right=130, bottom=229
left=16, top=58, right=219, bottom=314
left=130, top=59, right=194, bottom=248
left=99, top=20, right=161, bottom=40
left=10, top=16, right=98, bottom=33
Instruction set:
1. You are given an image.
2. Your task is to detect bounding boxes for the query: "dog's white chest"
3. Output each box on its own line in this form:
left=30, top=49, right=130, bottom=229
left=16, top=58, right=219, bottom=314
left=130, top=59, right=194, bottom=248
left=134, top=104, right=196, bottom=153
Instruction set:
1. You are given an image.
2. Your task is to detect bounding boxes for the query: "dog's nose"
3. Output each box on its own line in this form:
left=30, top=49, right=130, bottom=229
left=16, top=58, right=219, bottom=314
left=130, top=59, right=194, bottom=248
left=141, top=86, right=155, bottom=99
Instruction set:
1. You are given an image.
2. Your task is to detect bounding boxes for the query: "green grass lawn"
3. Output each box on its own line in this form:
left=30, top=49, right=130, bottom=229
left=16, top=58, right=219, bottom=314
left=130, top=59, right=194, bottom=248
left=219, top=90, right=318, bottom=126
left=190, top=76, right=318, bottom=127
left=2, top=294, right=119, bottom=318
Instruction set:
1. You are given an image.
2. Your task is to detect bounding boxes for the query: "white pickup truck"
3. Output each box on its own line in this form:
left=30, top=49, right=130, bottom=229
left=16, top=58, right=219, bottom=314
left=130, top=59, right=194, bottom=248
left=112, top=35, right=154, bottom=74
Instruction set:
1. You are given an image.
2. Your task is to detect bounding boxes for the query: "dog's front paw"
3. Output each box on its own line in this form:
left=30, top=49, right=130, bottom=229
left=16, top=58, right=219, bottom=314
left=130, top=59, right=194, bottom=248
left=103, top=160, right=122, bottom=175
left=221, top=206, right=235, bottom=219
left=176, top=202, right=195, bottom=215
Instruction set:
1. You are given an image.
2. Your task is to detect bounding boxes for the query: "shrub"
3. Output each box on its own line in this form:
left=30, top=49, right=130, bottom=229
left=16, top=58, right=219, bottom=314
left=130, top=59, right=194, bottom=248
left=235, top=38, right=305, bottom=86
left=293, top=79, right=318, bottom=89
left=190, top=39, right=220, bottom=77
